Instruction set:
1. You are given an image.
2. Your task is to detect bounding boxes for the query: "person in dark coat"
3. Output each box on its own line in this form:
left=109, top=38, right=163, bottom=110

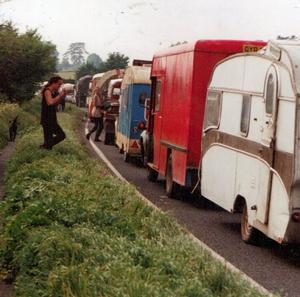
left=40, top=76, right=66, bottom=150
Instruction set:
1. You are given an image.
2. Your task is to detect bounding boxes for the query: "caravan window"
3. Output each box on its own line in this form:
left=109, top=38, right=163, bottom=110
left=154, top=80, right=161, bottom=112
left=240, top=95, right=251, bottom=136
left=266, top=73, right=275, bottom=115
left=204, top=91, right=221, bottom=130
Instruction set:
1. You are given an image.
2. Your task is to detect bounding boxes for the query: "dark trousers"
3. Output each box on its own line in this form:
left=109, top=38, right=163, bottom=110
left=42, top=122, right=66, bottom=149
left=88, top=117, right=103, bottom=140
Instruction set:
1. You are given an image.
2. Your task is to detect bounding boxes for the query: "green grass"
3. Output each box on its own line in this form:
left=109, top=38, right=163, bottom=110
left=0, top=100, right=273, bottom=297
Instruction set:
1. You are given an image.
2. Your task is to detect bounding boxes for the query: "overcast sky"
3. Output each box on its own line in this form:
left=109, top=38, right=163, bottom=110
left=1, top=0, right=300, bottom=62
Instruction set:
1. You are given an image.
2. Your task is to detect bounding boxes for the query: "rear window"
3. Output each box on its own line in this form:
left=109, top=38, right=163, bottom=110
left=240, top=94, right=251, bottom=136
left=265, top=73, right=275, bottom=115
left=204, top=91, right=221, bottom=130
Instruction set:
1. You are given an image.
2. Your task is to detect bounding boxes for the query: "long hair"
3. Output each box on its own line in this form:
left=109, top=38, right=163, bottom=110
left=41, top=76, right=63, bottom=95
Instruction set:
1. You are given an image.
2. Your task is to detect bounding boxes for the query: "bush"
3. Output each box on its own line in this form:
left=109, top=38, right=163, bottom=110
left=0, top=98, right=40, bottom=149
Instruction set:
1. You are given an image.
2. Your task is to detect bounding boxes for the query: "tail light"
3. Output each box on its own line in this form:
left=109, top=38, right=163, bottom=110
left=138, top=122, right=146, bottom=130
left=292, top=212, right=300, bottom=222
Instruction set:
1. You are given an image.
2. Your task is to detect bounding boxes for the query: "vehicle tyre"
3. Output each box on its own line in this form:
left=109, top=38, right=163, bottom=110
left=123, top=151, right=130, bottom=162
left=147, top=166, right=158, bottom=182
left=104, top=133, right=110, bottom=145
left=166, top=156, right=179, bottom=198
left=241, top=204, right=259, bottom=244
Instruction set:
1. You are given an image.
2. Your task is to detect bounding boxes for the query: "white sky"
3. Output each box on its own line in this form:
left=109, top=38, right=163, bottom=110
left=0, top=0, right=300, bottom=62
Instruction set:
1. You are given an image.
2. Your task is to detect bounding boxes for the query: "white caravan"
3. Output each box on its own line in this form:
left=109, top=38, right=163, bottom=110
left=200, top=40, right=300, bottom=244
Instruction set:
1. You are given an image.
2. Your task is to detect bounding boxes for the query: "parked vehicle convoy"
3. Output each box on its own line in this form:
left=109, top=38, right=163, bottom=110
left=200, top=40, right=300, bottom=244
left=75, top=75, right=92, bottom=107
left=116, top=65, right=151, bottom=162
left=146, top=40, right=266, bottom=197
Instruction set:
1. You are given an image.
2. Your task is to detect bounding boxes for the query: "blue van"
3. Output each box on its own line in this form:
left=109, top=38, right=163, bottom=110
left=116, top=66, right=151, bottom=162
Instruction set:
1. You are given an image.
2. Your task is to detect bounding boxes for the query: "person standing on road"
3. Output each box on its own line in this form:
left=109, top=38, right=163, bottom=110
left=40, top=76, right=66, bottom=150
left=86, top=87, right=104, bottom=142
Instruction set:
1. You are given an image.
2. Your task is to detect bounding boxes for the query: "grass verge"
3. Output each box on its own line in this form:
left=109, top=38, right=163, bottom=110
left=0, top=100, right=273, bottom=297
left=0, top=100, right=40, bottom=149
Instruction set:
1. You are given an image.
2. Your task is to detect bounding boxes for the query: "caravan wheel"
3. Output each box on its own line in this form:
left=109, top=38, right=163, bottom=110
left=241, top=204, right=259, bottom=245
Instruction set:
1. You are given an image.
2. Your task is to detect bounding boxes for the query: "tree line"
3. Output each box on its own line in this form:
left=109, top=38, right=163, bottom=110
left=0, top=22, right=130, bottom=103
left=58, top=42, right=129, bottom=80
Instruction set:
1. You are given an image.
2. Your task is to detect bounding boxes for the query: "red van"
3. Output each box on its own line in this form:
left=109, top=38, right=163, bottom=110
left=146, top=40, right=266, bottom=197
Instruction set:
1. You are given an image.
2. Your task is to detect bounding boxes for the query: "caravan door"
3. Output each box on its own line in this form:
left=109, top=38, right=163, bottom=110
left=257, top=65, right=278, bottom=223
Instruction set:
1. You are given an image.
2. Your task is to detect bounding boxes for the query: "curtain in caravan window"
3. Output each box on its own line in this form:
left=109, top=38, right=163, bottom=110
left=204, top=91, right=221, bottom=130
left=240, top=94, right=251, bottom=135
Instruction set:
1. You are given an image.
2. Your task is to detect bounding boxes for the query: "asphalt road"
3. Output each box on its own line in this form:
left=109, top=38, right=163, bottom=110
left=84, top=123, right=300, bottom=297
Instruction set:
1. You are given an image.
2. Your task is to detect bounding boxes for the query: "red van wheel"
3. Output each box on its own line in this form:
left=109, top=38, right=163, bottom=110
left=147, top=167, right=158, bottom=182
left=166, top=156, right=179, bottom=198
left=241, top=204, right=259, bottom=244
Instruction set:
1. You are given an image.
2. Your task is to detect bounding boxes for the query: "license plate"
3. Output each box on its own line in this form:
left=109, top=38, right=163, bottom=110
left=243, top=45, right=264, bottom=52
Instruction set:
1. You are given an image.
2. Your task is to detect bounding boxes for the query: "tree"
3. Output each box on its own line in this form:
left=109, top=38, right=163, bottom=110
left=58, top=56, right=71, bottom=71
left=0, top=22, right=57, bottom=102
left=104, top=52, right=129, bottom=71
left=75, top=63, right=98, bottom=80
left=63, top=42, right=88, bottom=66
left=87, top=53, right=103, bottom=68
